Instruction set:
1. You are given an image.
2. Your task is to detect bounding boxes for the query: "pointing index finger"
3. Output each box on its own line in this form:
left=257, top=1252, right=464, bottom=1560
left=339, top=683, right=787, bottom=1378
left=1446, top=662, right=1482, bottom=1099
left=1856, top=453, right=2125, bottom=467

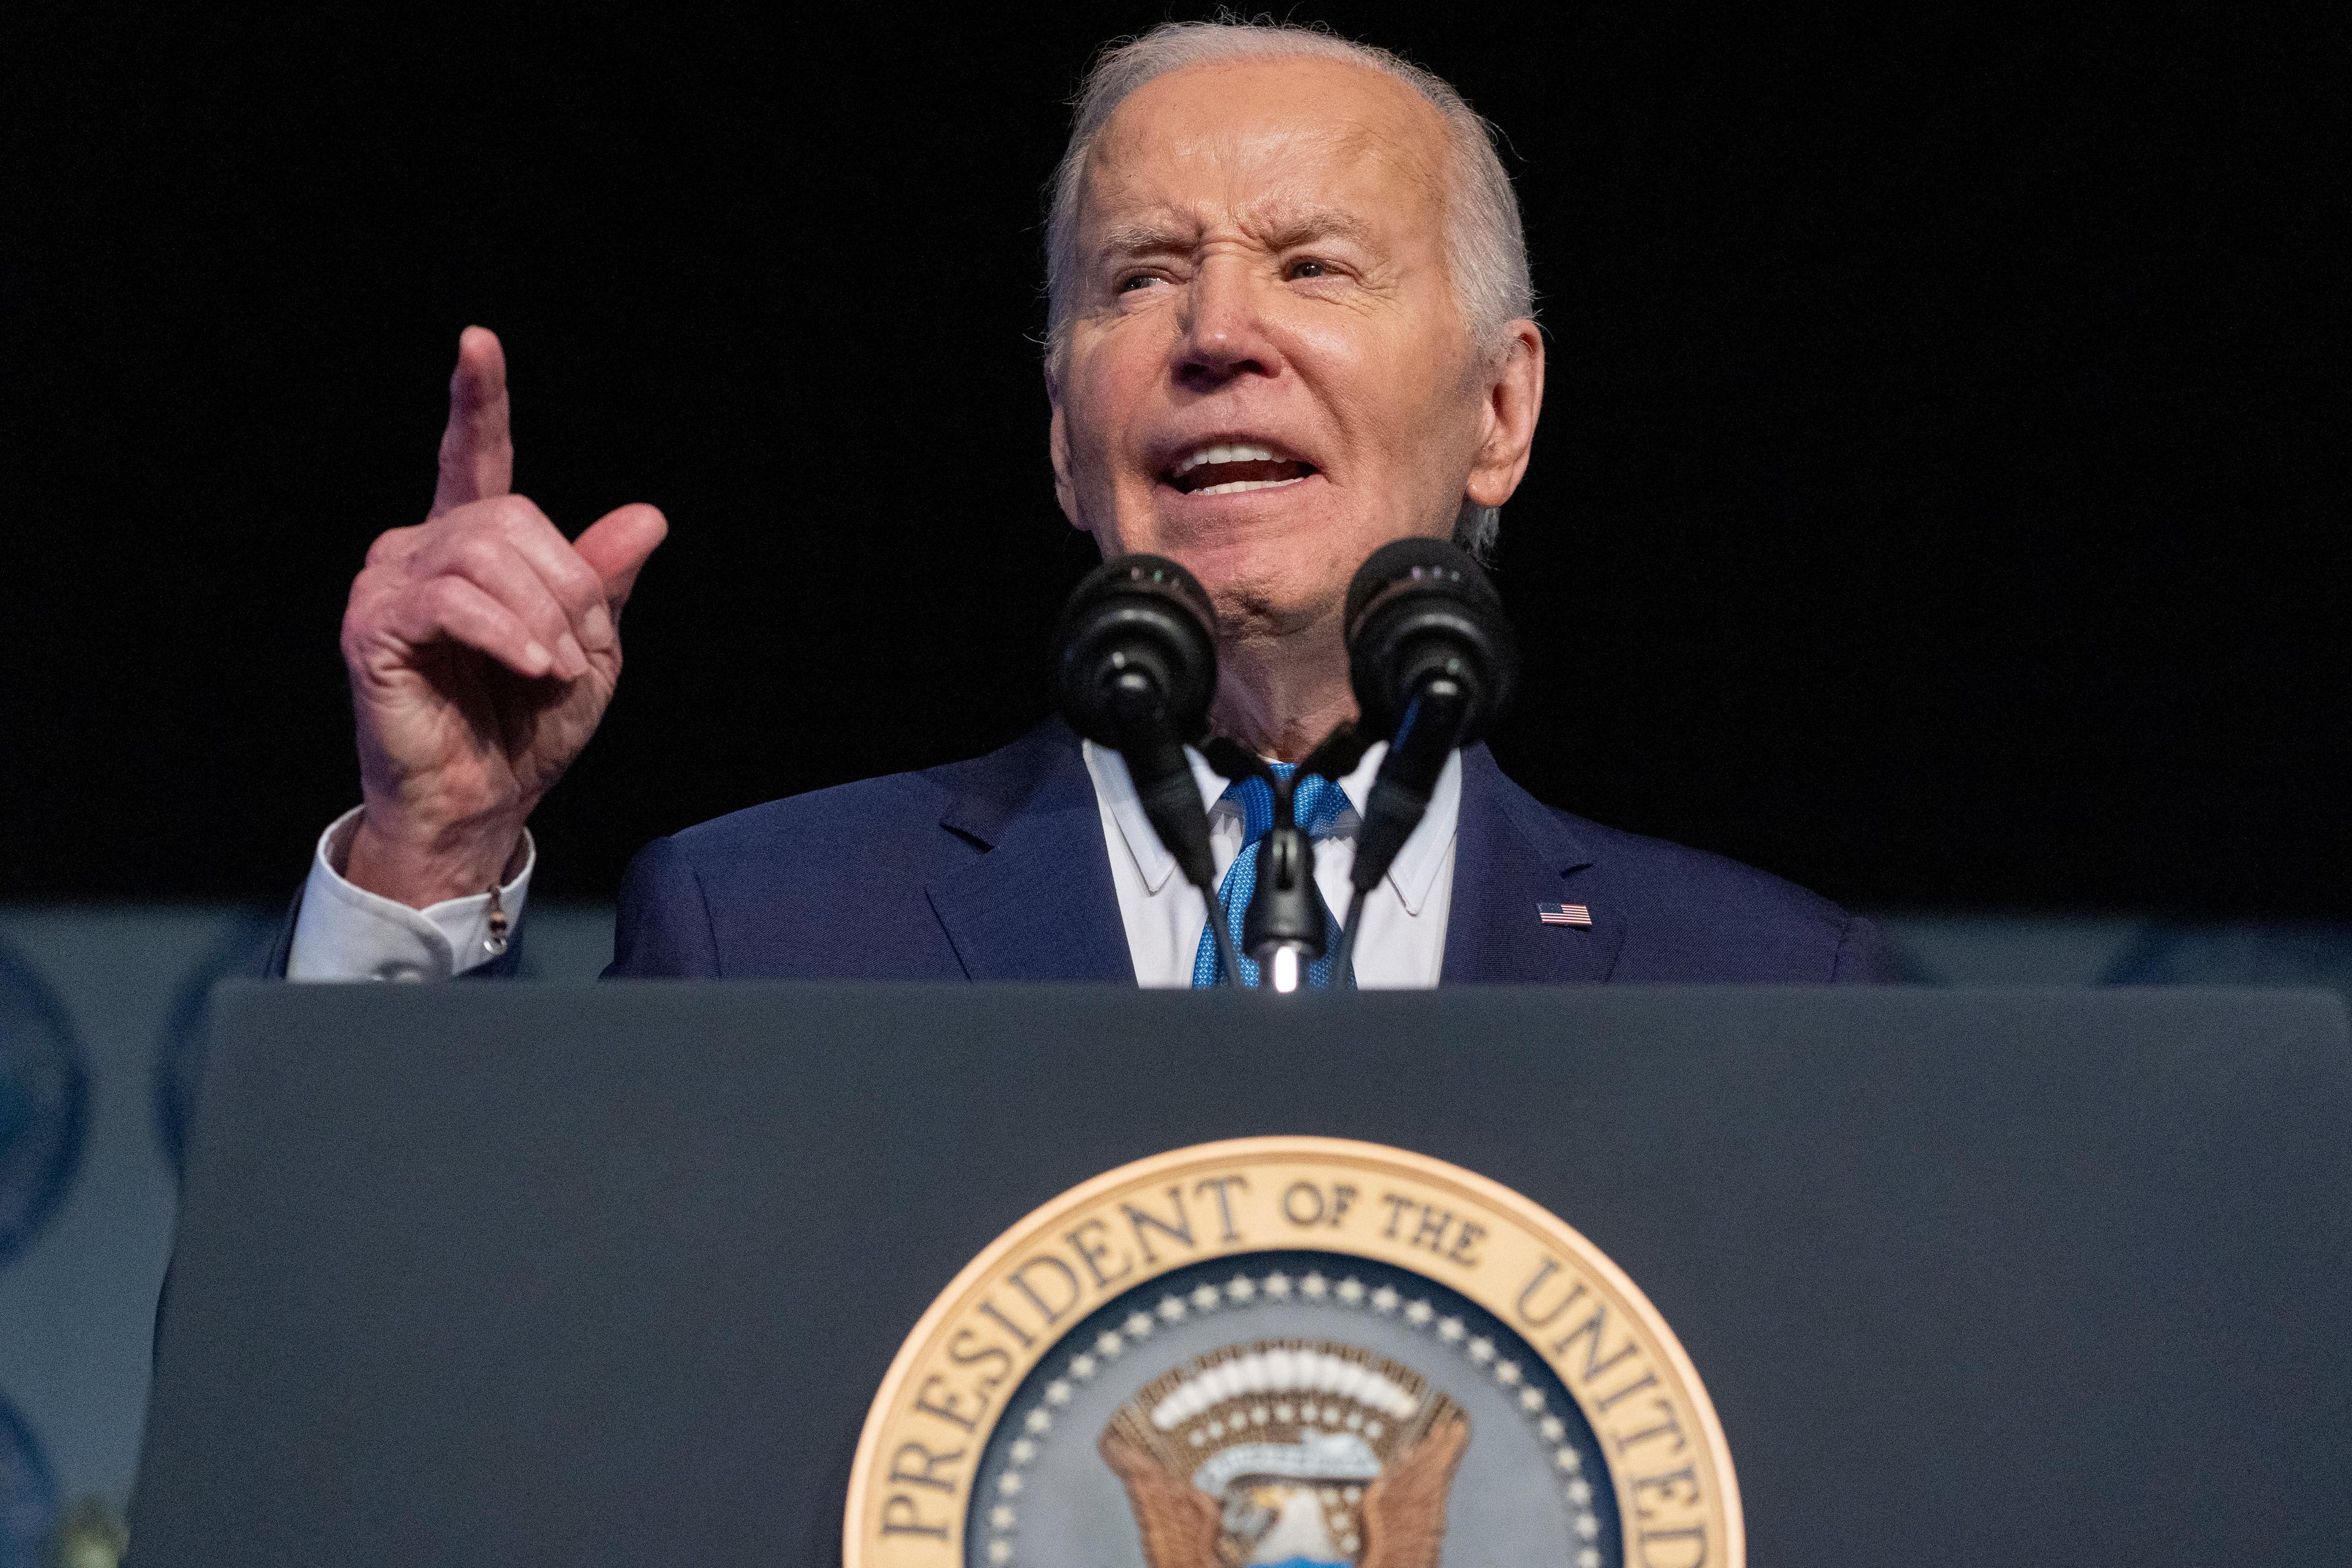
left=430, top=326, right=514, bottom=517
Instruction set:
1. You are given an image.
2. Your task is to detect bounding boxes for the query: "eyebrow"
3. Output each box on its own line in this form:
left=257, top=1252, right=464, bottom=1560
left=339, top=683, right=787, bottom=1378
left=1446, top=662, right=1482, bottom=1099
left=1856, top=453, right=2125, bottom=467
left=1095, top=222, right=1197, bottom=264
left=1256, top=208, right=1381, bottom=252
left=1091, top=207, right=1384, bottom=266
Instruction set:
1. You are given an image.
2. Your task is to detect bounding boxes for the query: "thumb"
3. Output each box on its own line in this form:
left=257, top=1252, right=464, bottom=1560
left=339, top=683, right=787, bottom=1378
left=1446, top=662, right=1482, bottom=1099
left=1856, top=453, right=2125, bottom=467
left=573, top=503, right=669, bottom=612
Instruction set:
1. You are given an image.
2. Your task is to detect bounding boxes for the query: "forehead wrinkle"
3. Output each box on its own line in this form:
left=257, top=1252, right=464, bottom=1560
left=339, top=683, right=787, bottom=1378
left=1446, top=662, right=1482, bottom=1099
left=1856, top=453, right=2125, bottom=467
left=1092, top=213, right=1202, bottom=265
left=1079, top=76, right=1449, bottom=264
left=1241, top=202, right=1384, bottom=254
left=1090, top=203, right=1385, bottom=270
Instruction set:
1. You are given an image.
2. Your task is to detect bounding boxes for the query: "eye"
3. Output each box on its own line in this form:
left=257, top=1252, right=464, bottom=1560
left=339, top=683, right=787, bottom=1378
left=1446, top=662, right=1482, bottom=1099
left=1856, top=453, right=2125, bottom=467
left=1118, top=273, right=1167, bottom=293
left=1287, top=258, right=1332, bottom=281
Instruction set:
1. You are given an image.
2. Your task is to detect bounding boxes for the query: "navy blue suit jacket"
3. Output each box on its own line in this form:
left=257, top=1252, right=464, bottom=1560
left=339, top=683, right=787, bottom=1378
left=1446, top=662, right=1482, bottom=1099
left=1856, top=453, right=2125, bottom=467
left=597, top=719, right=1887, bottom=983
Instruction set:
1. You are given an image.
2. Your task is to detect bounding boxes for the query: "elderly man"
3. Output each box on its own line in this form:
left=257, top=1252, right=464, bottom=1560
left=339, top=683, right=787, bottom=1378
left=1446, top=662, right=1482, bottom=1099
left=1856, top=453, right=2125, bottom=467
left=282, top=20, right=1888, bottom=986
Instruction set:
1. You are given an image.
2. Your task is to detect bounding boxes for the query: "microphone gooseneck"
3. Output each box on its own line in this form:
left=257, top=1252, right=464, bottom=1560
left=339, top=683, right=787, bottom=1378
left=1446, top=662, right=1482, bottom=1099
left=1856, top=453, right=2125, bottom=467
left=1329, top=538, right=1521, bottom=979
left=1200, top=739, right=1332, bottom=992
left=1051, top=554, right=1242, bottom=985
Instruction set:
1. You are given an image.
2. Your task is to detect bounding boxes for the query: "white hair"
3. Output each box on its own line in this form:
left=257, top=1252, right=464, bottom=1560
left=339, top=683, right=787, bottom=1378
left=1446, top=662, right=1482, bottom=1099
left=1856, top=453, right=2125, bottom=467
left=1043, top=18, right=1536, bottom=558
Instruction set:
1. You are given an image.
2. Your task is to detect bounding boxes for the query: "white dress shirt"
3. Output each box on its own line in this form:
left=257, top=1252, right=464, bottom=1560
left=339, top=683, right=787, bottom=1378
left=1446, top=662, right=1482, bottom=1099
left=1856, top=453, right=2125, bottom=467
left=287, top=807, right=537, bottom=981
left=1081, top=741, right=1458, bottom=988
left=287, top=744, right=1459, bottom=986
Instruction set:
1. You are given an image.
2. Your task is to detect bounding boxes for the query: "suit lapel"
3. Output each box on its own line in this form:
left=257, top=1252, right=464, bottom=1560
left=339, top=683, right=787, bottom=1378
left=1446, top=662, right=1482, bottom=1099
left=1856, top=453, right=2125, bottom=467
left=925, top=721, right=1136, bottom=983
left=923, top=728, right=1611, bottom=986
left=1441, top=746, right=1624, bottom=984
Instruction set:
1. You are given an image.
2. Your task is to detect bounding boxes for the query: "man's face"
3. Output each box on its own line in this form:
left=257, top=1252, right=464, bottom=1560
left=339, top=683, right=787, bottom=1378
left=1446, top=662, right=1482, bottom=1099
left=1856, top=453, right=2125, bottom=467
left=1050, top=56, right=1540, bottom=644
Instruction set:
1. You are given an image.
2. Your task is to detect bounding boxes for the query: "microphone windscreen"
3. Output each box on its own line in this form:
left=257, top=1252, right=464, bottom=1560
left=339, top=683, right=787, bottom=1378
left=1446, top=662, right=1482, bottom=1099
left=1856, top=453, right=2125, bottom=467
left=1343, top=536, right=1501, bottom=636
left=1051, top=554, right=1219, bottom=745
left=1344, top=535, right=1518, bottom=744
left=1063, top=553, right=1215, bottom=635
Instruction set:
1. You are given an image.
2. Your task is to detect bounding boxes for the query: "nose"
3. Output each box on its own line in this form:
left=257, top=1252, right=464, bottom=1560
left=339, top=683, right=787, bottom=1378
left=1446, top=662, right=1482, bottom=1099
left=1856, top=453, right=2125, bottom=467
left=1172, top=252, right=1281, bottom=388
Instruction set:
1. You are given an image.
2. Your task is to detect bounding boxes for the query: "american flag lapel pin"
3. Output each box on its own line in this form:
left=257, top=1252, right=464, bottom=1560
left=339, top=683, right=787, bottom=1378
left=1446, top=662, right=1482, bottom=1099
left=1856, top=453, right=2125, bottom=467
left=1537, top=902, right=1593, bottom=927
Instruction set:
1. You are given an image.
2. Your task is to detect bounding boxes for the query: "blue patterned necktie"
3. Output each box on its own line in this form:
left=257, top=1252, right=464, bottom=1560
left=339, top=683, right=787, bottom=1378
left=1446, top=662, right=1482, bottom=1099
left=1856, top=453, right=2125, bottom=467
left=1191, top=763, right=1356, bottom=987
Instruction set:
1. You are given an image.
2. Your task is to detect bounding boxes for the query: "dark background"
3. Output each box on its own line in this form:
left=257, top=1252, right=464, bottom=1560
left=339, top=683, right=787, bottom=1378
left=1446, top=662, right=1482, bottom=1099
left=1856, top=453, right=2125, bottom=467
left=2, top=6, right=2340, bottom=911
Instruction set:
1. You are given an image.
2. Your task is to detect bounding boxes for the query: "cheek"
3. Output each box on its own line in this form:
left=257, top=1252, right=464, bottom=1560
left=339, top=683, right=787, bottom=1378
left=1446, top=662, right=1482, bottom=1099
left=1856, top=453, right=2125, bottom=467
left=1064, top=334, right=1162, bottom=476
left=1294, top=315, right=1466, bottom=452
left=1374, top=355, right=1484, bottom=483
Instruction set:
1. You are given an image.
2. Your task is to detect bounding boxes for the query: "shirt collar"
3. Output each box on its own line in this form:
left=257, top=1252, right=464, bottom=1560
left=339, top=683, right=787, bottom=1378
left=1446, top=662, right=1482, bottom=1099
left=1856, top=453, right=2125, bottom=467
left=1082, top=738, right=1460, bottom=914
left=1341, top=742, right=1461, bottom=917
left=1081, top=739, right=1227, bottom=896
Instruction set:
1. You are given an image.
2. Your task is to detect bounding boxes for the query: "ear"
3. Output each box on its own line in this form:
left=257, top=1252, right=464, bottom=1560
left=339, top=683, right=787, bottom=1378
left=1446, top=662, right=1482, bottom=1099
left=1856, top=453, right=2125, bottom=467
left=1047, top=377, right=1084, bottom=530
left=1463, top=321, right=1545, bottom=510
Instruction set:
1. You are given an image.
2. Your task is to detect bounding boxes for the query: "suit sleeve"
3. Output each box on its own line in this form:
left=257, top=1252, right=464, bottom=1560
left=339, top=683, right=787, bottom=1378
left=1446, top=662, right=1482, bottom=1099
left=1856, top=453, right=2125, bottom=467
left=606, top=834, right=722, bottom=977
left=260, top=888, right=300, bottom=977
left=1830, top=913, right=1897, bottom=983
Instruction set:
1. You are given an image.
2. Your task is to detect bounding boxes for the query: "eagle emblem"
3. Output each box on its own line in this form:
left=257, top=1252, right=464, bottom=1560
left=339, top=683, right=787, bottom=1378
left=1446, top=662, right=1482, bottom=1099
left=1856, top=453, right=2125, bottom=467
left=1099, top=1340, right=1469, bottom=1568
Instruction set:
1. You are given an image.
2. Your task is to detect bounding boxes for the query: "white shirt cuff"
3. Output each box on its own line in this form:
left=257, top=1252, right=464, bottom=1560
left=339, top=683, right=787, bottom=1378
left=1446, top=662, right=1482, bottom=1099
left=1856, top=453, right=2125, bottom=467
left=285, top=807, right=535, bottom=981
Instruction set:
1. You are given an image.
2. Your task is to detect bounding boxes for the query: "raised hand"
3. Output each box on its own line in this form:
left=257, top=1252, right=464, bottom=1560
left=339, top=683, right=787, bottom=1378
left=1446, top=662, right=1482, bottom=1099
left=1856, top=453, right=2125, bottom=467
left=337, top=328, right=666, bottom=907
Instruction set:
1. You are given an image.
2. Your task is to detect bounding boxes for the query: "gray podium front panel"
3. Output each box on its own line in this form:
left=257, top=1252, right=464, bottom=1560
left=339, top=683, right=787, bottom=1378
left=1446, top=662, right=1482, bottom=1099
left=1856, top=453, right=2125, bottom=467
left=131, top=984, right=2351, bottom=1566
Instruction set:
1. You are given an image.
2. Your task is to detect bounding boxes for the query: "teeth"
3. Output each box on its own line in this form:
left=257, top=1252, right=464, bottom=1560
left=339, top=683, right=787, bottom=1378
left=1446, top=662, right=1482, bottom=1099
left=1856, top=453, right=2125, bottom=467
left=1174, top=443, right=1278, bottom=477
left=1193, top=477, right=1306, bottom=497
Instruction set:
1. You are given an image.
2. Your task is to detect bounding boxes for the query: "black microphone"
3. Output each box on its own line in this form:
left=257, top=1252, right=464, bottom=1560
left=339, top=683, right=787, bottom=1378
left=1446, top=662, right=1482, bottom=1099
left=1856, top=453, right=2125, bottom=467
left=1333, top=538, right=1520, bottom=973
left=1051, top=554, right=1243, bottom=984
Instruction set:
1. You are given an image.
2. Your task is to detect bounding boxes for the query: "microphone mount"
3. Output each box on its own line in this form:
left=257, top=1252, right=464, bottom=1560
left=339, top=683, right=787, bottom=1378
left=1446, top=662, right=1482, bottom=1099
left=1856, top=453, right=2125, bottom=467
left=1203, top=726, right=1369, bottom=992
left=1329, top=538, right=1521, bottom=979
left=1051, top=554, right=1243, bottom=986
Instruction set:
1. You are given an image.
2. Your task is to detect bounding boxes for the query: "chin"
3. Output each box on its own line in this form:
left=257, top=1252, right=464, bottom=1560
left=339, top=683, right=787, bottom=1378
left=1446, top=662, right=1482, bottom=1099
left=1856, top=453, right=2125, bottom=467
left=1093, top=481, right=1382, bottom=636
left=1188, top=548, right=1352, bottom=643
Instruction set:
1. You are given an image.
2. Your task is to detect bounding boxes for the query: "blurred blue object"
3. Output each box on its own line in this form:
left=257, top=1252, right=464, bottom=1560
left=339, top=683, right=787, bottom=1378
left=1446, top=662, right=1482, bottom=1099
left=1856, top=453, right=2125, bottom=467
left=0, top=941, right=86, bottom=1273
left=1868, top=914, right=2152, bottom=986
left=2105, top=922, right=2352, bottom=999
left=0, top=1393, right=57, bottom=1568
left=152, top=914, right=281, bottom=1180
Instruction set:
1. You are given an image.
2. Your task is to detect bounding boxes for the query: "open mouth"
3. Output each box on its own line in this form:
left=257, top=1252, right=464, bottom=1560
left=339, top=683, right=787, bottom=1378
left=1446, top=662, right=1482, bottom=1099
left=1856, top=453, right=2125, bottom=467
left=1164, top=443, right=1319, bottom=497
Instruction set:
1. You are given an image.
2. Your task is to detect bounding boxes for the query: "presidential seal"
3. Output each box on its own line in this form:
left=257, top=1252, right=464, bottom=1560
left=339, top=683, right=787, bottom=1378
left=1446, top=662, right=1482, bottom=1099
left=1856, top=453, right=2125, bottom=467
left=847, top=1138, right=1738, bottom=1568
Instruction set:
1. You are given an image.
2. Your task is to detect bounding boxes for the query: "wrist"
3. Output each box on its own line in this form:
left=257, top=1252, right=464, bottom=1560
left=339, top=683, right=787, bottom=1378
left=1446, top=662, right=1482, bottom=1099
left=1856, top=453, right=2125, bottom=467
left=343, top=805, right=528, bottom=910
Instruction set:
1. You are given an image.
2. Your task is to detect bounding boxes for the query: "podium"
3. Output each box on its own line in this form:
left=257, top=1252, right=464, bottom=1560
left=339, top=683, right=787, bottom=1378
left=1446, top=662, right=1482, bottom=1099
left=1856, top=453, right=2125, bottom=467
left=130, top=983, right=2352, bottom=1566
